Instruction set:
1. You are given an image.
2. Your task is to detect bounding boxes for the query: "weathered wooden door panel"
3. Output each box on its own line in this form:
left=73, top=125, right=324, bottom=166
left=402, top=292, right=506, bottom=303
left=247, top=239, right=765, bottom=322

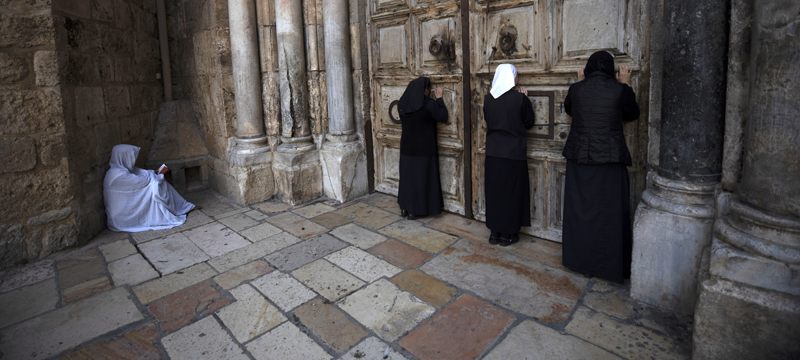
left=369, top=0, right=467, bottom=215
left=470, top=0, right=649, bottom=242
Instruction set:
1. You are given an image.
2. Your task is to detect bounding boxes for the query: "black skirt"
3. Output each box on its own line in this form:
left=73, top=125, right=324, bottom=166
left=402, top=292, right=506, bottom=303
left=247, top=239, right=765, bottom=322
left=484, top=156, right=531, bottom=234
left=397, top=154, right=443, bottom=217
left=562, top=161, right=632, bottom=284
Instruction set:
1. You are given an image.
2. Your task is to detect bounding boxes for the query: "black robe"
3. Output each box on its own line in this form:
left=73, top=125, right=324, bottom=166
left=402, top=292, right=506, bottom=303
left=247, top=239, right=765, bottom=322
left=397, top=78, right=448, bottom=217
left=483, top=90, right=535, bottom=234
left=561, top=50, right=640, bottom=283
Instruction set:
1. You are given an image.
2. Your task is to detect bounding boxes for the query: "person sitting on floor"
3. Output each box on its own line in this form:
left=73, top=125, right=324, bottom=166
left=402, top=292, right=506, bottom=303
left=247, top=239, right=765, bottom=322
left=103, top=144, right=195, bottom=232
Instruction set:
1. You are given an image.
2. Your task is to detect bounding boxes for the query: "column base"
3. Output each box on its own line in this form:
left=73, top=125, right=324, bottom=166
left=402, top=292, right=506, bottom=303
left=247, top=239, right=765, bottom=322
left=693, top=279, right=800, bottom=360
left=320, top=138, right=368, bottom=203
left=209, top=139, right=274, bottom=205
left=273, top=142, right=322, bottom=205
left=631, top=171, right=718, bottom=316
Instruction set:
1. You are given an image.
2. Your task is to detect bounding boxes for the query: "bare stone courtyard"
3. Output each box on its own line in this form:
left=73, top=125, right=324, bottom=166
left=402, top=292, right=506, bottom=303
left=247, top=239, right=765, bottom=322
left=0, top=191, right=690, bottom=360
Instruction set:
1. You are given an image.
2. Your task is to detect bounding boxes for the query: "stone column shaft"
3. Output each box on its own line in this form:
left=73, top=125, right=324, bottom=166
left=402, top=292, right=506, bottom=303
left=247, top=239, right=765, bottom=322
left=229, top=0, right=265, bottom=141
left=323, top=0, right=355, bottom=138
left=630, top=0, right=728, bottom=316
left=275, top=0, right=311, bottom=142
left=319, top=0, right=368, bottom=202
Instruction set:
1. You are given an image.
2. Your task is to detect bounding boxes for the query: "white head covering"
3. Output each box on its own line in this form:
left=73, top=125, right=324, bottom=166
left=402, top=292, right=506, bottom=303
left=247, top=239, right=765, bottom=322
left=109, top=144, right=140, bottom=172
left=490, top=63, right=517, bottom=99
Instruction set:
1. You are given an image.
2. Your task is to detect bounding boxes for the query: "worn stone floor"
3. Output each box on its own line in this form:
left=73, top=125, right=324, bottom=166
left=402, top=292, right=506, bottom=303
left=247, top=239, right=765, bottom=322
left=0, top=190, right=692, bottom=360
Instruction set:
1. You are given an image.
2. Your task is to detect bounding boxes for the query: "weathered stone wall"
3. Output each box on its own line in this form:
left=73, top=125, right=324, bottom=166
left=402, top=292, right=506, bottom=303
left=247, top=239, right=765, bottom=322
left=54, top=0, right=163, bottom=242
left=0, top=0, right=76, bottom=268
left=0, top=0, right=162, bottom=269
left=165, top=0, right=240, bottom=199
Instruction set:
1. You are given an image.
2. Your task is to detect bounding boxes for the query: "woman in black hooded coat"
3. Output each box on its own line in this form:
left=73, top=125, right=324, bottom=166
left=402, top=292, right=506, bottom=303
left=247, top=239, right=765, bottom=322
left=561, top=51, right=640, bottom=284
left=397, top=77, right=448, bottom=219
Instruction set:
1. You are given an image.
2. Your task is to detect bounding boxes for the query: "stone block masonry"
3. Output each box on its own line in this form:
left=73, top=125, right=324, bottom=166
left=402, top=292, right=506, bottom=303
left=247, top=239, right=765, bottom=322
left=0, top=0, right=163, bottom=269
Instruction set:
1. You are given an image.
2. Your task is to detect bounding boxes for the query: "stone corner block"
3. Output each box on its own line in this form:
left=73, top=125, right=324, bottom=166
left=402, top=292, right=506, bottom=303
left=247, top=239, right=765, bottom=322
left=320, top=140, right=368, bottom=203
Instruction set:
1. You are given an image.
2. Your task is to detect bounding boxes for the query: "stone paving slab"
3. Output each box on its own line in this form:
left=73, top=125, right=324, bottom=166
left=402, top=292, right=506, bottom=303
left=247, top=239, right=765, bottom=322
left=146, top=280, right=232, bottom=334
left=108, top=254, right=160, bottom=286
left=252, top=200, right=292, bottom=215
left=161, top=316, right=249, bottom=360
left=338, top=279, right=435, bottom=341
left=217, top=212, right=259, bottom=231
left=209, top=232, right=301, bottom=272
left=0, top=287, right=143, bottom=360
left=294, top=297, right=369, bottom=354
left=367, top=239, right=433, bottom=269
left=267, top=212, right=328, bottom=239
left=213, top=259, right=273, bottom=290
left=133, top=262, right=217, bottom=304
left=99, top=240, right=138, bottom=263
left=239, top=221, right=283, bottom=242
left=361, top=193, right=402, bottom=215
left=139, top=232, right=210, bottom=275
left=251, top=271, right=317, bottom=312
left=331, top=223, right=387, bottom=249
left=422, top=239, right=587, bottom=324
left=265, top=234, right=348, bottom=272
left=183, top=222, right=251, bottom=257
left=399, top=294, right=516, bottom=360
left=483, top=319, right=621, bottom=360
left=62, top=276, right=114, bottom=304
left=338, top=202, right=401, bottom=230
left=0, top=277, right=58, bottom=328
left=340, top=337, right=410, bottom=360
left=244, top=209, right=269, bottom=221
left=566, top=307, right=687, bottom=360
left=57, top=248, right=107, bottom=289
left=583, top=287, right=637, bottom=320
left=61, top=323, right=162, bottom=360
left=246, top=321, right=332, bottom=360
left=380, top=220, right=458, bottom=253
left=216, top=284, right=286, bottom=342
left=426, top=213, right=490, bottom=243
left=292, top=259, right=366, bottom=301
left=293, top=202, right=336, bottom=218
left=311, top=211, right=352, bottom=229
left=325, top=246, right=401, bottom=282
left=390, top=269, right=457, bottom=308
left=0, top=260, right=54, bottom=294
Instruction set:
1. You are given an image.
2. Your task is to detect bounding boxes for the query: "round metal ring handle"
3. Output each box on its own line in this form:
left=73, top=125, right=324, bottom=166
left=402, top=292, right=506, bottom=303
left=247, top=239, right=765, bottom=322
left=388, top=100, right=401, bottom=124
left=429, top=36, right=445, bottom=57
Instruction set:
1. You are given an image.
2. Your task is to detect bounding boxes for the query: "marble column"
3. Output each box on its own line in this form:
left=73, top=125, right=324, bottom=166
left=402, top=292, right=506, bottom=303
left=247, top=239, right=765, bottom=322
left=319, top=0, right=368, bottom=202
left=693, top=1, right=800, bottom=357
left=630, top=0, right=727, bottom=315
left=272, top=0, right=322, bottom=205
left=225, top=0, right=274, bottom=204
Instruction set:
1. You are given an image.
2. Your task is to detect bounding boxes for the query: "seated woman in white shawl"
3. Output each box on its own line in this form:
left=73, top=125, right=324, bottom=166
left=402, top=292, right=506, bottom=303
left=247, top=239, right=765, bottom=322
left=104, top=144, right=195, bottom=232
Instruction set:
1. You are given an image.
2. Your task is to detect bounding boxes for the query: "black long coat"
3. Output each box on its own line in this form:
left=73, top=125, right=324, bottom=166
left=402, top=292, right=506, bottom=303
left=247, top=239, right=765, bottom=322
left=562, top=72, right=639, bottom=165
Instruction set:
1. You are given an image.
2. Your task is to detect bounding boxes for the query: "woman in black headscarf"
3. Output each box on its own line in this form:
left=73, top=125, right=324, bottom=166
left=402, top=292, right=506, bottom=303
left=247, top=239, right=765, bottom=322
left=561, top=51, right=640, bottom=283
left=397, top=77, right=448, bottom=219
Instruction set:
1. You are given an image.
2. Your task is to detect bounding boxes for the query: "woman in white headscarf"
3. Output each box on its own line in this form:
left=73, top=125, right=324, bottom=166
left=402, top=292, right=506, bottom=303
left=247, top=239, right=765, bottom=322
left=483, top=64, right=535, bottom=246
left=103, top=144, right=195, bottom=232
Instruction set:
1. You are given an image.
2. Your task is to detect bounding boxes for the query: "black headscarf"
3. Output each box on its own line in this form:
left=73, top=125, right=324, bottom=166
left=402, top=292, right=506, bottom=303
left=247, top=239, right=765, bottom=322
left=584, top=51, right=615, bottom=78
left=398, top=77, right=431, bottom=116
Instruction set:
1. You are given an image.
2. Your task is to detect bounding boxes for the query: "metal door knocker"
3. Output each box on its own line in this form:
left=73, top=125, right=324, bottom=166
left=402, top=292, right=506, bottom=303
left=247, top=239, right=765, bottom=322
left=499, top=24, right=518, bottom=56
left=388, top=100, right=401, bottom=124
left=428, top=33, right=455, bottom=61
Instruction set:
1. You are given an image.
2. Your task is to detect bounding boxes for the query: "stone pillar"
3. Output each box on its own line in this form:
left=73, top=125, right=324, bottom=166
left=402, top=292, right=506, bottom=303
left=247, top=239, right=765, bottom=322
left=630, top=0, right=727, bottom=315
left=319, top=0, right=368, bottom=202
left=693, top=1, right=800, bottom=358
left=226, top=0, right=274, bottom=204
left=272, top=0, right=322, bottom=205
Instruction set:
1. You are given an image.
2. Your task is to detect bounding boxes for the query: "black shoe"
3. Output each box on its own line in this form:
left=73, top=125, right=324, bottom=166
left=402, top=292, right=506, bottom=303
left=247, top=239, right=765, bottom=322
left=401, top=209, right=409, bottom=218
left=489, top=232, right=500, bottom=245
left=407, top=214, right=418, bottom=220
left=498, top=233, right=519, bottom=247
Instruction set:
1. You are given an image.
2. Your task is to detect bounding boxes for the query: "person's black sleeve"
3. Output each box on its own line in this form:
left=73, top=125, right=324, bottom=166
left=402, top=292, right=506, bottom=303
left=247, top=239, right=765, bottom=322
left=621, top=85, right=640, bottom=122
left=564, top=85, right=573, bottom=116
left=425, top=97, right=449, bottom=123
left=521, top=94, right=535, bottom=129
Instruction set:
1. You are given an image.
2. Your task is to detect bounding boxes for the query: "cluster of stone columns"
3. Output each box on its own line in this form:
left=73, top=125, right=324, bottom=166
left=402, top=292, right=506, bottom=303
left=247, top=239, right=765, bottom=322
left=225, top=0, right=366, bottom=205
left=692, top=1, right=800, bottom=357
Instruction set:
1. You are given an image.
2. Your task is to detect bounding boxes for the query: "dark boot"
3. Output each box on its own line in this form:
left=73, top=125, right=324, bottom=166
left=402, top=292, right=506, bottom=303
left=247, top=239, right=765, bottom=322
left=401, top=209, right=409, bottom=218
left=489, top=231, right=500, bottom=245
left=498, top=233, right=519, bottom=247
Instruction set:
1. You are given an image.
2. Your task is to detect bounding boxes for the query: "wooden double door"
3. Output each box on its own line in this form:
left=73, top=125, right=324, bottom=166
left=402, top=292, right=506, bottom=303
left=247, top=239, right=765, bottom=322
left=368, top=0, right=649, bottom=242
